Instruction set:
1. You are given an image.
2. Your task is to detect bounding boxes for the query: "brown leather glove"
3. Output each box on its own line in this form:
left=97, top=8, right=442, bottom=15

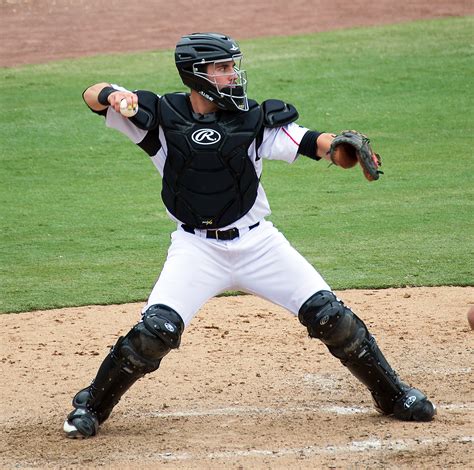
left=329, top=130, right=383, bottom=181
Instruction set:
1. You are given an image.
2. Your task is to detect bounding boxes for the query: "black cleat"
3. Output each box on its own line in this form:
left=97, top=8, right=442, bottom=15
left=392, top=388, right=436, bottom=421
left=63, top=407, right=99, bottom=439
left=373, top=387, right=436, bottom=422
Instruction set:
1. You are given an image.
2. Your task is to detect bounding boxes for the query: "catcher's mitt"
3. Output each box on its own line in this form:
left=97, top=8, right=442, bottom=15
left=329, top=130, right=383, bottom=181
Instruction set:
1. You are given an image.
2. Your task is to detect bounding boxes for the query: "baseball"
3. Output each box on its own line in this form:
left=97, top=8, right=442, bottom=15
left=119, top=98, right=138, bottom=117
left=467, top=306, right=474, bottom=330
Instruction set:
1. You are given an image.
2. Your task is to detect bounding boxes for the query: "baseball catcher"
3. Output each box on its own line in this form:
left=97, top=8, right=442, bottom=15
left=63, top=32, right=435, bottom=439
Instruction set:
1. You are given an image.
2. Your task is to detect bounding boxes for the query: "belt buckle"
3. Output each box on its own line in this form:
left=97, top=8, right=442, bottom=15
left=206, top=227, right=240, bottom=240
left=205, top=229, right=219, bottom=240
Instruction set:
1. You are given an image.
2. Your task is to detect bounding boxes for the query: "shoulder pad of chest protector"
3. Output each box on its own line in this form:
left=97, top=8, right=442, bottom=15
left=261, top=99, right=299, bottom=128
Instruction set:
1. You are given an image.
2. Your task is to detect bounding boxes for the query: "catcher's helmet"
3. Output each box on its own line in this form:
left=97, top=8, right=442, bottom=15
left=175, top=33, right=248, bottom=112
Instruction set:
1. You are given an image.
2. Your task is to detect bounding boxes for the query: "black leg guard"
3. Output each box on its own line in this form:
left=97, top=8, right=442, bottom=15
left=299, top=291, right=436, bottom=422
left=64, top=304, right=184, bottom=438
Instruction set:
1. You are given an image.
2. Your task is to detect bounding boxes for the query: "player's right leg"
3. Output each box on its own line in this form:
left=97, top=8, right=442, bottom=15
left=63, top=304, right=184, bottom=438
left=64, top=229, right=232, bottom=438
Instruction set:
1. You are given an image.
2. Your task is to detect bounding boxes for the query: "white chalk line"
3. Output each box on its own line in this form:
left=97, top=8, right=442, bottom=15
left=302, top=368, right=472, bottom=386
left=145, top=435, right=474, bottom=462
left=146, top=402, right=473, bottom=418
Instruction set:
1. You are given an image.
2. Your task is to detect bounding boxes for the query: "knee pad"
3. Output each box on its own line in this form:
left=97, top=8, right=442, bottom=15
left=117, top=304, right=184, bottom=374
left=142, top=303, right=184, bottom=349
left=298, top=290, right=367, bottom=350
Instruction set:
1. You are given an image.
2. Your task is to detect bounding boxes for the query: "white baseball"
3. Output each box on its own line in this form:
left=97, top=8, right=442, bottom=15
left=119, top=98, right=138, bottom=117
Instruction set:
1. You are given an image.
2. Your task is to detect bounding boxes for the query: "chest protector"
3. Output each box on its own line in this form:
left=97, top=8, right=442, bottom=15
left=159, top=93, right=263, bottom=229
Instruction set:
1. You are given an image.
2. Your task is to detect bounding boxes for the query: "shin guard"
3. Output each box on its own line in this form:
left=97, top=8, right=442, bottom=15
left=299, top=291, right=435, bottom=421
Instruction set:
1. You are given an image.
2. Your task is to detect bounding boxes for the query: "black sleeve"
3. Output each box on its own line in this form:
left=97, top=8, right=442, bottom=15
left=129, top=90, right=161, bottom=130
left=298, top=130, right=322, bottom=161
left=136, top=127, right=161, bottom=156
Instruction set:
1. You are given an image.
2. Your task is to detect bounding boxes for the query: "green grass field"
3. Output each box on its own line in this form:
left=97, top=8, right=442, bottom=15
left=1, top=17, right=473, bottom=313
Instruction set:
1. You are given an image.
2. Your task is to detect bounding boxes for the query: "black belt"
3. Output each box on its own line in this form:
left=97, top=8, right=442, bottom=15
left=182, top=222, right=260, bottom=241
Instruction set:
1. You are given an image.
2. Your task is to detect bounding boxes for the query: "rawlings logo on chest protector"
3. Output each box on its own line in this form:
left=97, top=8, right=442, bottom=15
left=191, top=128, right=222, bottom=145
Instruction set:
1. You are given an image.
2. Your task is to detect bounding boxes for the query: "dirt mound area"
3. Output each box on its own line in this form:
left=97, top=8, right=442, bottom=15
left=1, top=0, right=473, bottom=67
left=1, top=287, right=473, bottom=468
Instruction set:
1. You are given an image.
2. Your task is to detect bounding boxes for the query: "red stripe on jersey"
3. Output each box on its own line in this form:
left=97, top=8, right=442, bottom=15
left=282, top=127, right=299, bottom=146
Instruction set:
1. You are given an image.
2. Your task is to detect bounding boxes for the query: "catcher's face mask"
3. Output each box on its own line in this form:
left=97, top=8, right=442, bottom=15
left=193, top=56, right=248, bottom=111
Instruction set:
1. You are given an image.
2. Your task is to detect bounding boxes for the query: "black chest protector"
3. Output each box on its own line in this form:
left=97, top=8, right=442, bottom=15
left=159, top=93, right=263, bottom=229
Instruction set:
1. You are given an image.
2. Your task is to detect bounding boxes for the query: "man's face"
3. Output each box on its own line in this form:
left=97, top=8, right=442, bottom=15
left=192, top=55, right=248, bottom=111
left=206, top=60, right=237, bottom=90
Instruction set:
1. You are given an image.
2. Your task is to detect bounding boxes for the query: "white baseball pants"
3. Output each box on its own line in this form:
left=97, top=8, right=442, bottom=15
left=143, top=220, right=331, bottom=327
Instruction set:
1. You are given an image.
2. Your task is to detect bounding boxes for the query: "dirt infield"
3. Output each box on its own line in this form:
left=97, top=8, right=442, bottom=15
left=1, top=0, right=473, bottom=468
left=1, top=288, right=473, bottom=468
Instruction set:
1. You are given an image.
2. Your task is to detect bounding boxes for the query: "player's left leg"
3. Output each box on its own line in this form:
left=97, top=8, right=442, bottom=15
left=234, top=221, right=435, bottom=422
left=298, top=291, right=436, bottom=421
